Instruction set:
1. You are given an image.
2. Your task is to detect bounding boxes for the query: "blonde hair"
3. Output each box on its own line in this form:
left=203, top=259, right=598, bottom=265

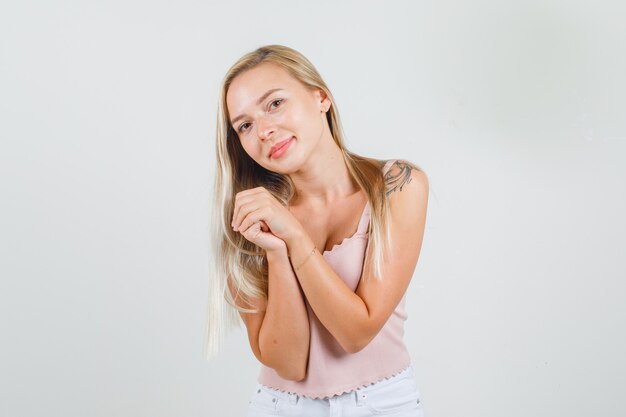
left=204, top=44, right=425, bottom=362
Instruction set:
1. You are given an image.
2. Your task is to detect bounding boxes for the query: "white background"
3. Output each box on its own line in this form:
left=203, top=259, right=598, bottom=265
left=1, top=1, right=624, bottom=416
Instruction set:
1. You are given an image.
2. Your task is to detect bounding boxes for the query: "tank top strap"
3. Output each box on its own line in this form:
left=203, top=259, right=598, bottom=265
left=382, top=159, right=397, bottom=175
left=356, top=159, right=398, bottom=234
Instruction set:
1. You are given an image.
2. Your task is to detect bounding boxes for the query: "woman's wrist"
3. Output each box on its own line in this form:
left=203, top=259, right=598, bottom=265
left=284, top=229, right=316, bottom=265
left=266, top=244, right=289, bottom=261
left=284, top=226, right=306, bottom=250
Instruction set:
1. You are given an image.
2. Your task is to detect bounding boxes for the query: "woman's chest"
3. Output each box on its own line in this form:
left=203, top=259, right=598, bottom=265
left=291, top=192, right=368, bottom=254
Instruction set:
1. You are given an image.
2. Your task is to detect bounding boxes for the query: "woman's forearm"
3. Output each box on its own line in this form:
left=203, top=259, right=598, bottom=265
left=283, top=230, right=371, bottom=354
left=258, top=247, right=310, bottom=381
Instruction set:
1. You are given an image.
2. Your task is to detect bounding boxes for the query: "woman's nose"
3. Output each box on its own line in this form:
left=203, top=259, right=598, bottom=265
left=257, top=117, right=275, bottom=140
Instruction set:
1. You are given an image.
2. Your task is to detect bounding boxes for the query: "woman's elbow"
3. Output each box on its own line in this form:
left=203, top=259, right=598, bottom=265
left=345, top=331, right=375, bottom=354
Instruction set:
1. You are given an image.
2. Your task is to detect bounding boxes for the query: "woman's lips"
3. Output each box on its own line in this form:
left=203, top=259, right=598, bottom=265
left=269, top=136, right=294, bottom=158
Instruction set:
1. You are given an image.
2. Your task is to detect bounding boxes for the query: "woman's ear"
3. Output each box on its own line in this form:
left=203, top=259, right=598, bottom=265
left=317, top=89, right=331, bottom=112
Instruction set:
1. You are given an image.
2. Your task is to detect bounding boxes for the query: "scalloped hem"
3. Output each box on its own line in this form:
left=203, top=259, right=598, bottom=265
left=259, top=362, right=413, bottom=400
left=322, top=232, right=368, bottom=256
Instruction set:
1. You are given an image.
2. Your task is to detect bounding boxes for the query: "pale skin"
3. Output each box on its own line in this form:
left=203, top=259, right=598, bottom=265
left=225, top=62, right=429, bottom=380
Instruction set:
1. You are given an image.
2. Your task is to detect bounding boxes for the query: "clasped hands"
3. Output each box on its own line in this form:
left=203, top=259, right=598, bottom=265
left=231, top=186, right=304, bottom=254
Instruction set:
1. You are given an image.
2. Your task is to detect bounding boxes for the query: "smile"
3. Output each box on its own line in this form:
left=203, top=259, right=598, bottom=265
left=269, top=137, right=295, bottom=159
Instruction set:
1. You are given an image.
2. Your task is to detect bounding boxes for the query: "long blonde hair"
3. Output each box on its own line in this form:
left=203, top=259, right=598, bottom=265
left=204, top=44, right=425, bottom=362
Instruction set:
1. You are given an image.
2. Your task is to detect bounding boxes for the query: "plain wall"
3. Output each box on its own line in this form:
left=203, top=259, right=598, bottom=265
left=1, top=1, right=624, bottom=416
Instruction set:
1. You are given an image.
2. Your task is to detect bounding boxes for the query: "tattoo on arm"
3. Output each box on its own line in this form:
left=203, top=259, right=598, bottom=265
left=384, top=160, right=414, bottom=197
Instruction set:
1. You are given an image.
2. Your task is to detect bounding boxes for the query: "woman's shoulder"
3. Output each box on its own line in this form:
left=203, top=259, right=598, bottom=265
left=380, top=158, right=428, bottom=195
left=367, top=158, right=399, bottom=173
left=379, top=158, right=421, bottom=174
left=355, top=156, right=425, bottom=183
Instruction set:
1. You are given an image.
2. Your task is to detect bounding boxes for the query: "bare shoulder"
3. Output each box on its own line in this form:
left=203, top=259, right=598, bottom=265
left=383, top=159, right=429, bottom=199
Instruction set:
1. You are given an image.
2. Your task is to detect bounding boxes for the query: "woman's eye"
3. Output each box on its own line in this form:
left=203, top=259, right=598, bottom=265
left=269, top=99, right=283, bottom=109
left=237, top=100, right=282, bottom=133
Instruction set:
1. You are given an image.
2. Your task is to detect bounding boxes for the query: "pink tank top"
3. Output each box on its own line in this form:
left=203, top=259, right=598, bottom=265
left=257, top=159, right=412, bottom=399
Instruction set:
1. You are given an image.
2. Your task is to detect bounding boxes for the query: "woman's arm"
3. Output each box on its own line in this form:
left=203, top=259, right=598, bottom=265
left=258, top=246, right=310, bottom=381
left=283, top=165, right=429, bottom=353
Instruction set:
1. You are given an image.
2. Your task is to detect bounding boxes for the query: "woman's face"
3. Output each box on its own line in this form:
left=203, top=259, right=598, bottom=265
left=226, top=62, right=330, bottom=172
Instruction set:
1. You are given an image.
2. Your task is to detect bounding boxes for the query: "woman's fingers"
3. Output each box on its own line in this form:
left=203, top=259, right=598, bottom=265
left=238, top=206, right=267, bottom=234
left=232, top=201, right=255, bottom=231
left=232, top=189, right=274, bottom=229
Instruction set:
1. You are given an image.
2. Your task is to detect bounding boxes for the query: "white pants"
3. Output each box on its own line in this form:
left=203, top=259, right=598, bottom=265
left=246, top=364, right=424, bottom=417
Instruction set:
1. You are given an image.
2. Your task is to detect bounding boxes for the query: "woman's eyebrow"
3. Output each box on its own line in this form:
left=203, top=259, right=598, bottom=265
left=230, top=88, right=284, bottom=125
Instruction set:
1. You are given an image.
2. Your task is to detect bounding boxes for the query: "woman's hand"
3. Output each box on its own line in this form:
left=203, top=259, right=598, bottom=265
left=231, top=186, right=303, bottom=253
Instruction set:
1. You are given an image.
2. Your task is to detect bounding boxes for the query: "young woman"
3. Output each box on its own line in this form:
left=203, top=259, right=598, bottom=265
left=205, top=44, right=429, bottom=416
